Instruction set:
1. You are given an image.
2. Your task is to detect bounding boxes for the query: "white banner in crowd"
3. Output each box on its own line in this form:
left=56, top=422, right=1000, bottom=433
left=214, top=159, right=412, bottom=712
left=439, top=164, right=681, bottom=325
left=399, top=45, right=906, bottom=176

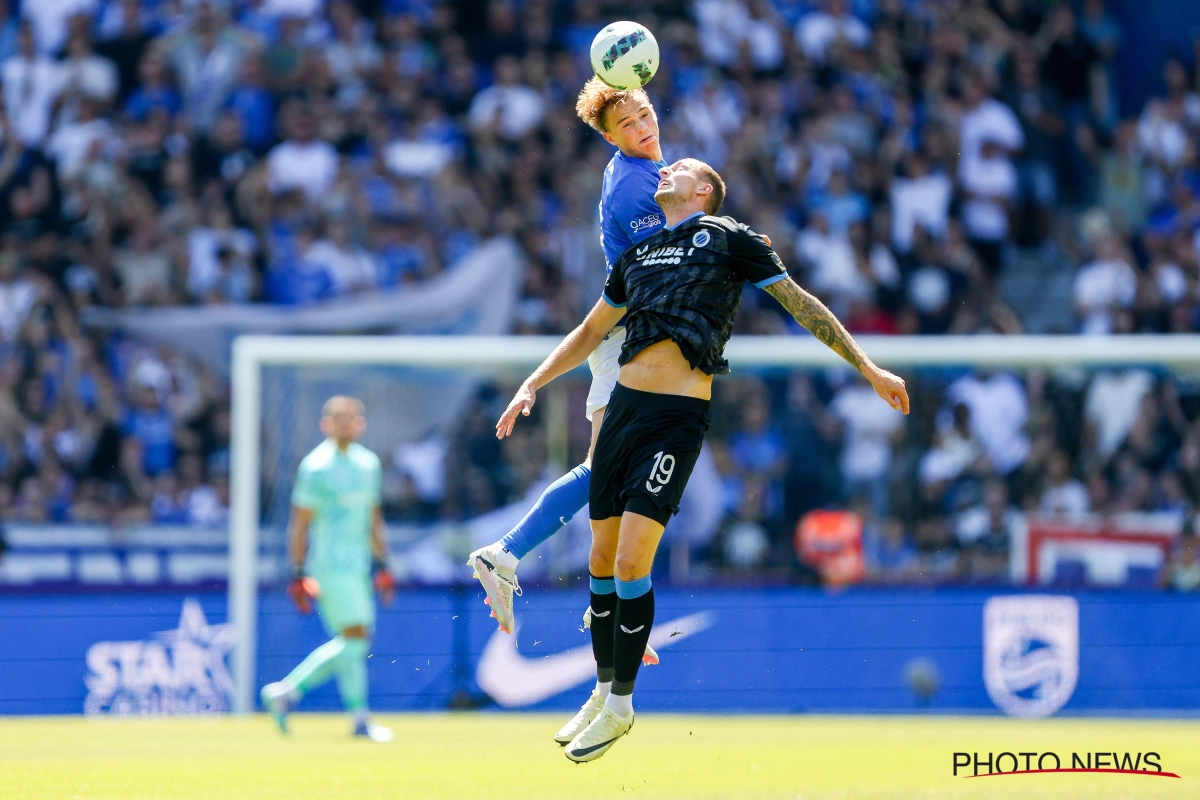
left=83, top=237, right=526, bottom=375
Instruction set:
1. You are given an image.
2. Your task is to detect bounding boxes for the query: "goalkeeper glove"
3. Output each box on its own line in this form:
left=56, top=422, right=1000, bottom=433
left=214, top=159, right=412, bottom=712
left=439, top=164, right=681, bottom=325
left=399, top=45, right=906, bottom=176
left=287, top=566, right=321, bottom=614
left=372, top=557, right=396, bottom=605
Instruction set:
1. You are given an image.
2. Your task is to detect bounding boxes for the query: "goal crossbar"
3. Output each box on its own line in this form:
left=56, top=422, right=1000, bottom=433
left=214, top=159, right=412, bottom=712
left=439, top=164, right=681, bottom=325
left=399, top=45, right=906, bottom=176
left=229, top=333, right=1200, bottom=712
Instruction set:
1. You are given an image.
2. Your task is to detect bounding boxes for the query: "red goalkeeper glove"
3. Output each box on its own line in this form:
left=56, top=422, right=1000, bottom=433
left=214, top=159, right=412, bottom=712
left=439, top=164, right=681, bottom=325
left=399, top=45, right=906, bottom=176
left=372, top=557, right=396, bottom=605
left=287, top=567, right=321, bottom=614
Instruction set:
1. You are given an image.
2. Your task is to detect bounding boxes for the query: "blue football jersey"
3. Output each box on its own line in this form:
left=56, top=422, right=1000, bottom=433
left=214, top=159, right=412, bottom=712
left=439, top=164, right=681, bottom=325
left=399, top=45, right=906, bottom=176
left=599, top=150, right=668, bottom=271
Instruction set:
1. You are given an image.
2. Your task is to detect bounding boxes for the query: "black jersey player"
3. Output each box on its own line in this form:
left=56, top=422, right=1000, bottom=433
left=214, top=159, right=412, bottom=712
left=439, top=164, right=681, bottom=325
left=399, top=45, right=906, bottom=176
left=495, top=158, right=910, bottom=762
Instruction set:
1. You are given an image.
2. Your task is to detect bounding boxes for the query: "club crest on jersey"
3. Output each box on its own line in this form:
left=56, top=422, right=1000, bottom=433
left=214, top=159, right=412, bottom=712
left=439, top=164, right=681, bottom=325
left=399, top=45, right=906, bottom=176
left=692, top=230, right=711, bottom=248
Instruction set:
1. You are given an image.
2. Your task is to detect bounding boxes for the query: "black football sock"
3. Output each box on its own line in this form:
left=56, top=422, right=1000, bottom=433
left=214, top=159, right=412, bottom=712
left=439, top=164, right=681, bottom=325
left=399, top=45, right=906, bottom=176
left=611, top=585, right=655, bottom=696
left=589, top=574, right=617, bottom=683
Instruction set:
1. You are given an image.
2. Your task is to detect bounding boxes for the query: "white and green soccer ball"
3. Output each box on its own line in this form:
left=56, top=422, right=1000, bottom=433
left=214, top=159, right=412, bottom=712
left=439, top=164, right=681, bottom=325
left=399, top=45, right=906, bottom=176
left=590, top=21, right=659, bottom=90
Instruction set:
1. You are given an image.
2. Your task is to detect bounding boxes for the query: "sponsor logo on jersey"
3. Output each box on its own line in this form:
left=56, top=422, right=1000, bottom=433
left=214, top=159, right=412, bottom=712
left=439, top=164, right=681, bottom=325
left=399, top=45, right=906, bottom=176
left=983, top=595, right=1078, bottom=718
left=630, top=213, right=663, bottom=232
left=637, top=245, right=687, bottom=266
left=84, top=598, right=235, bottom=716
left=692, top=230, right=711, bottom=248
left=476, top=611, right=713, bottom=707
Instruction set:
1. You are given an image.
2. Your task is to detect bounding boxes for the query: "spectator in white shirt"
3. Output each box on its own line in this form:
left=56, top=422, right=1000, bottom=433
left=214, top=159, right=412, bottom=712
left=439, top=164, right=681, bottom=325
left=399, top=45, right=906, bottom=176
left=187, top=202, right=257, bottom=302
left=1084, top=369, right=1154, bottom=462
left=959, top=138, right=1018, bottom=273
left=959, top=74, right=1025, bottom=169
left=21, top=0, right=96, bottom=56
left=694, top=0, right=784, bottom=72
left=942, top=371, right=1030, bottom=475
left=1, top=23, right=62, bottom=147
left=167, top=2, right=248, bottom=132
left=467, top=54, right=545, bottom=142
left=795, top=0, right=870, bottom=64
left=958, top=75, right=1023, bottom=275
left=0, top=249, right=36, bottom=343
left=304, top=217, right=378, bottom=295
left=795, top=209, right=865, bottom=317
left=266, top=105, right=339, bottom=203
left=955, top=478, right=1018, bottom=580
left=890, top=151, right=952, bottom=252
left=831, top=375, right=906, bottom=518
left=45, top=98, right=120, bottom=182
left=58, top=26, right=117, bottom=105
left=1039, top=449, right=1089, bottom=517
left=323, top=0, right=381, bottom=103
left=1073, top=232, right=1136, bottom=334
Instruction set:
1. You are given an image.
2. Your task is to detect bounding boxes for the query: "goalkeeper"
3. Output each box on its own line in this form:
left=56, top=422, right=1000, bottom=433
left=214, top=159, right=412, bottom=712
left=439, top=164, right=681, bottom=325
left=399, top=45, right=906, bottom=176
left=260, top=395, right=397, bottom=742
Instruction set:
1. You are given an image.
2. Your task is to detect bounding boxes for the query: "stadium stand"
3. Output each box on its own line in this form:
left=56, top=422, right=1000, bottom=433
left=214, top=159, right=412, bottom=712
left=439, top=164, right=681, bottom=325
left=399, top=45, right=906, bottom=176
left=0, top=0, right=1198, bottom=589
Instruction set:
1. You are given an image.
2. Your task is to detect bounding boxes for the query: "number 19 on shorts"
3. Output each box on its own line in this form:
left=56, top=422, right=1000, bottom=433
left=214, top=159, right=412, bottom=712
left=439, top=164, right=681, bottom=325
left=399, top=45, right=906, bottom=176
left=645, top=451, right=675, bottom=494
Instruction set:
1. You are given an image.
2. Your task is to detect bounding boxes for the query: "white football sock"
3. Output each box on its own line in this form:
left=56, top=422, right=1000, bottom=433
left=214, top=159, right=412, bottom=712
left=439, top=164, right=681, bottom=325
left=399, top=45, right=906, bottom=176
left=493, top=544, right=519, bottom=570
left=594, top=680, right=612, bottom=698
left=604, top=692, right=633, bottom=718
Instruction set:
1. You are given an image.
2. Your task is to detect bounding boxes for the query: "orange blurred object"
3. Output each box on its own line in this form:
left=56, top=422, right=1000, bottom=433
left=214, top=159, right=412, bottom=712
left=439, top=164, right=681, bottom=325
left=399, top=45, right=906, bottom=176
left=795, top=510, right=865, bottom=586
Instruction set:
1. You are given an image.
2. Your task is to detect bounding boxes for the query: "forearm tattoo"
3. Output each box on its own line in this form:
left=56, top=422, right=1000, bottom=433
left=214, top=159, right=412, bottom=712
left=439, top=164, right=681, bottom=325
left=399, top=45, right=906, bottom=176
left=765, top=278, right=867, bottom=371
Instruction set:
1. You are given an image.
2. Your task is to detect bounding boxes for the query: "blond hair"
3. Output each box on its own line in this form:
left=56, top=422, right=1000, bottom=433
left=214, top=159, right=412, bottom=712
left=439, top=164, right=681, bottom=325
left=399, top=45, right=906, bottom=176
left=575, top=76, right=648, bottom=134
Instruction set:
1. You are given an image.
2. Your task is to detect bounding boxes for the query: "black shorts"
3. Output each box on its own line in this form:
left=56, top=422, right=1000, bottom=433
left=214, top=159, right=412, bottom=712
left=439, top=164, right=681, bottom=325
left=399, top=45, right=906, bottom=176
left=589, top=383, right=711, bottom=526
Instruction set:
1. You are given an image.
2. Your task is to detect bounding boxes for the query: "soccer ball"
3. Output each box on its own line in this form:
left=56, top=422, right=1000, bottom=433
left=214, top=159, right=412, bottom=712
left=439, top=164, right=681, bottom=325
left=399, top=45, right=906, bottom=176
left=590, top=21, right=659, bottom=91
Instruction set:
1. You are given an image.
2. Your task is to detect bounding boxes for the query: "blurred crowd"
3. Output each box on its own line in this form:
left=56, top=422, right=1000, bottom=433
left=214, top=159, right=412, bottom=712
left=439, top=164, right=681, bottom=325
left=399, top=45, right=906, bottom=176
left=1, top=0, right=1199, bottom=587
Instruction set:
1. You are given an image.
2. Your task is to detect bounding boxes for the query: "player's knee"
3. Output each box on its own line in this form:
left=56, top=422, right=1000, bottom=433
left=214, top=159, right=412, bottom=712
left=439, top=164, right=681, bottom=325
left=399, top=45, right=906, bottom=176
left=589, top=548, right=615, bottom=576
left=613, top=553, right=644, bottom=582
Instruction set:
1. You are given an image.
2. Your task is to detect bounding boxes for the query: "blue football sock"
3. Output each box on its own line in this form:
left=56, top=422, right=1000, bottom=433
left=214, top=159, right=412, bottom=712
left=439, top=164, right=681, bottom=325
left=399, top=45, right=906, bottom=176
left=500, top=464, right=590, bottom=560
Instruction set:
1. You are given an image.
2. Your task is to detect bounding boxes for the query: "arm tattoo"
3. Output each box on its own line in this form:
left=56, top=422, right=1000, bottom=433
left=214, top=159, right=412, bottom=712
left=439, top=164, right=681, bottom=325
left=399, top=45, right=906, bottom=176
left=765, top=277, right=867, bottom=371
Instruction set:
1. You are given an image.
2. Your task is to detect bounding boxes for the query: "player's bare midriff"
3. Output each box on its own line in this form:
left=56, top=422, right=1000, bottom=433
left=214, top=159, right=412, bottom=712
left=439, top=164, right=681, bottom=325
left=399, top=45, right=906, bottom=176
left=617, top=338, right=712, bottom=400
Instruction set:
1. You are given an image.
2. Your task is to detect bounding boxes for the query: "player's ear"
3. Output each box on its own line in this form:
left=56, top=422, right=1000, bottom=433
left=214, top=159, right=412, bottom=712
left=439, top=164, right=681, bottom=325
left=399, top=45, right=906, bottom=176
left=319, top=417, right=333, bottom=437
left=355, top=416, right=367, bottom=436
left=600, top=129, right=617, bottom=147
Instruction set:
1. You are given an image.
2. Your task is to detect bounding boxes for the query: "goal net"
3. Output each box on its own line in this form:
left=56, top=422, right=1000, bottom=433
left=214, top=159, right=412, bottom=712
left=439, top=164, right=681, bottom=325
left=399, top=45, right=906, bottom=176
left=229, top=333, right=1200, bottom=712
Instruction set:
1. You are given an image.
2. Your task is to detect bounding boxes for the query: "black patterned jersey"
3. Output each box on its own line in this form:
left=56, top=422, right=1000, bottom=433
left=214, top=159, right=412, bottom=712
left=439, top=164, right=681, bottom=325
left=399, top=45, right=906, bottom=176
left=602, top=213, right=788, bottom=375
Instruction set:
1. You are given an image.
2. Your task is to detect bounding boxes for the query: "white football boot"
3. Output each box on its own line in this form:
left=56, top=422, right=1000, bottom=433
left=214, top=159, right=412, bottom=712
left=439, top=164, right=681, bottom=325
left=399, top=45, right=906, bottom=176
left=467, top=543, right=521, bottom=634
left=564, top=707, right=634, bottom=762
left=553, top=690, right=607, bottom=745
left=353, top=719, right=395, bottom=743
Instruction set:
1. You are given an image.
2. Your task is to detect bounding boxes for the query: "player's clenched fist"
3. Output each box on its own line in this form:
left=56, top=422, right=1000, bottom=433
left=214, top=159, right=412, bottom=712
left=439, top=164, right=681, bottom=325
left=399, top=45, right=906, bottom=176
left=866, top=367, right=910, bottom=415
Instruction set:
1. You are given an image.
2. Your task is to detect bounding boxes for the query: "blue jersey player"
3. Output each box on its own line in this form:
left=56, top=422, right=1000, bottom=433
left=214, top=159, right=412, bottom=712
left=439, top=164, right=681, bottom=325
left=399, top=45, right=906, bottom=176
left=468, top=78, right=666, bottom=641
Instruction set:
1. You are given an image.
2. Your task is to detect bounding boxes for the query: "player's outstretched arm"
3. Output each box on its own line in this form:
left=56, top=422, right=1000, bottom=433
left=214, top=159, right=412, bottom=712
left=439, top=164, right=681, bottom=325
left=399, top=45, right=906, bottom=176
left=496, top=297, right=625, bottom=439
left=765, top=277, right=910, bottom=414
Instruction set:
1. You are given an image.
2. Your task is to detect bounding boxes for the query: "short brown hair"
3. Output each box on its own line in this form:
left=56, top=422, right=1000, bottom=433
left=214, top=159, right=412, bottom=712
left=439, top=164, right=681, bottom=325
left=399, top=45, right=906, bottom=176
left=575, top=76, right=647, bottom=134
left=695, top=162, right=726, bottom=215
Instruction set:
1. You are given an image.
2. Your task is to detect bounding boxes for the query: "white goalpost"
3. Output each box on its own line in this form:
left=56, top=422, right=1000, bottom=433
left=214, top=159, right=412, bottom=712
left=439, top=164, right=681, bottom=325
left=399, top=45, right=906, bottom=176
left=228, top=333, right=1200, bottom=713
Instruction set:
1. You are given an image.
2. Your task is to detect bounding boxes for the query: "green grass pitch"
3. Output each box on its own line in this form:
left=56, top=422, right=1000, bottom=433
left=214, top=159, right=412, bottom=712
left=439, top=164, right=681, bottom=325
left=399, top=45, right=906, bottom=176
left=0, top=713, right=1196, bottom=799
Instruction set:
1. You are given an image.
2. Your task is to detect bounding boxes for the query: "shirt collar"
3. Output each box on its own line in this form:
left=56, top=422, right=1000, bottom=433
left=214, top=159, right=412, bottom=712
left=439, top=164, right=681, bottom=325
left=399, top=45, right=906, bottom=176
left=666, top=211, right=704, bottom=231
